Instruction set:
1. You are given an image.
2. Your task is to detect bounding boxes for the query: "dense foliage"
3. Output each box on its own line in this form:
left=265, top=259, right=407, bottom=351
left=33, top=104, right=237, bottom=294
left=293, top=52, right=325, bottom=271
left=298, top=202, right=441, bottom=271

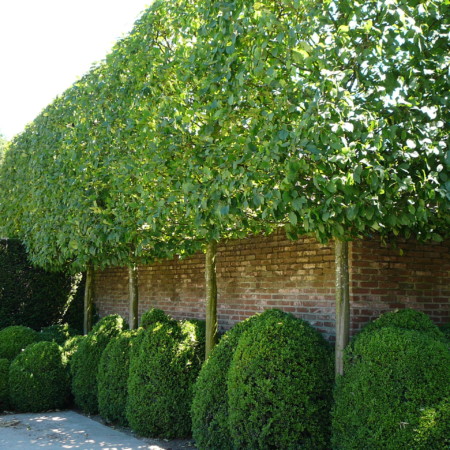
left=140, top=308, right=177, bottom=329
left=97, top=330, right=138, bottom=426
left=355, top=308, right=446, bottom=343
left=0, top=358, right=10, bottom=411
left=0, top=325, right=39, bottom=361
left=70, top=315, right=126, bottom=414
left=333, top=327, right=450, bottom=449
left=0, top=0, right=447, bottom=278
left=126, top=318, right=205, bottom=438
left=228, top=311, right=334, bottom=449
left=8, top=341, right=70, bottom=412
left=39, top=323, right=77, bottom=345
left=192, top=311, right=269, bottom=449
left=0, top=239, right=85, bottom=331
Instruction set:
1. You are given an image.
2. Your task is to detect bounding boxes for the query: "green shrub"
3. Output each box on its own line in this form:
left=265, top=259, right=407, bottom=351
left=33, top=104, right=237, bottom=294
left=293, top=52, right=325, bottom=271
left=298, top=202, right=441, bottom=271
left=191, top=312, right=264, bottom=450
left=0, top=239, right=85, bottom=332
left=355, top=308, right=445, bottom=342
left=413, top=397, right=450, bottom=449
left=332, top=327, right=450, bottom=449
left=0, top=325, right=40, bottom=361
left=127, top=318, right=205, bottom=438
left=71, top=315, right=126, bottom=414
left=9, top=341, right=70, bottom=412
left=98, top=330, right=140, bottom=425
left=0, top=358, right=10, bottom=411
left=140, top=308, right=176, bottom=329
left=227, top=310, right=334, bottom=449
left=63, top=335, right=85, bottom=362
left=440, top=323, right=450, bottom=341
left=39, top=323, right=77, bottom=345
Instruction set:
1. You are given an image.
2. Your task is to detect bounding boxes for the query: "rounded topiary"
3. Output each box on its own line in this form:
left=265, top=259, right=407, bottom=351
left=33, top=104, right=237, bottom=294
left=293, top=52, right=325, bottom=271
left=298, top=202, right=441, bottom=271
left=71, top=315, right=126, bottom=414
left=191, top=312, right=266, bottom=450
left=0, top=325, right=40, bottom=361
left=356, top=308, right=445, bottom=342
left=98, top=330, right=140, bottom=425
left=9, top=341, right=70, bottom=412
left=332, top=327, right=450, bottom=449
left=140, top=308, right=176, bottom=329
left=227, top=310, right=334, bottom=449
left=126, top=318, right=205, bottom=438
left=39, top=323, right=77, bottom=345
left=0, top=358, right=10, bottom=411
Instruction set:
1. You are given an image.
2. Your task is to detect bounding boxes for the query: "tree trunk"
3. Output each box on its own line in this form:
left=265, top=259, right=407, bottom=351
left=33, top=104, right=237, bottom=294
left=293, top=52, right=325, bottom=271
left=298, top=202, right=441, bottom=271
left=205, top=240, right=218, bottom=358
left=83, top=264, right=95, bottom=335
left=128, top=264, right=139, bottom=329
left=335, top=239, right=350, bottom=376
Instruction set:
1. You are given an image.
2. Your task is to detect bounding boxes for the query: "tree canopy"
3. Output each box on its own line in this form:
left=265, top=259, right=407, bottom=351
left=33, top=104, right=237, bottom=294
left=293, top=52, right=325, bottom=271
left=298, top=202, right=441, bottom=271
left=0, top=0, right=448, bottom=272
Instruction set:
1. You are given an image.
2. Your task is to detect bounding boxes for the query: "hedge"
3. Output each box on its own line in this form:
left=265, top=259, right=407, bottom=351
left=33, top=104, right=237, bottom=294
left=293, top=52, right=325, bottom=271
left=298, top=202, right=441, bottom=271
left=71, top=315, right=126, bottom=414
left=333, top=327, right=450, bottom=449
left=191, top=312, right=263, bottom=450
left=0, top=325, right=40, bottom=361
left=0, top=358, right=10, bottom=411
left=0, top=239, right=85, bottom=332
left=98, top=330, right=139, bottom=425
left=39, top=323, right=77, bottom=345
left=354, top=308, right=446, bottom=343
left=127, top=318, right=205, bottom=438
left=227, top=310, right=334, bottom=449
left=9, top=341, right=70, bottom=412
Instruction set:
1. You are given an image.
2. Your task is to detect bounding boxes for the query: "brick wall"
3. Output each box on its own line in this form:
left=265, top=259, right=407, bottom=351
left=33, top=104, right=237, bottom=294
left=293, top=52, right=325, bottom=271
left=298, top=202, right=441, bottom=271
left=350, top=237, right=450, bottom=334
left=94, top=230, right=336, bottom=339
left=94, top=231, right=450, bottom=340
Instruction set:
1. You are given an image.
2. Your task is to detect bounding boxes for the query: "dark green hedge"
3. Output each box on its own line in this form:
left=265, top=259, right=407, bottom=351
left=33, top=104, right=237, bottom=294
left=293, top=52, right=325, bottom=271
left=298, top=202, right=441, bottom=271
left=140, top=308, right=177, bottom=329
left=333, top=327, right=450, bottom=449
left=71, top=315, right=126, bottom=414
left=9, top=341, right=70, bottom=412
left=39, top=323, right=77, bottom=345
left=98, top=330, right=139, bottom=425
left=127, top=317, right=205, bottom=438
left=0, top=358, right=10, bottom=411
left=0, top=239, right=85, bottom=332
left=0, top=326, right=40, bottom=361
left=228, top=310, right=334, bottom=449
left=355, top=308, right=445, bottom=343
left=191, top=313, right=262, bottom=450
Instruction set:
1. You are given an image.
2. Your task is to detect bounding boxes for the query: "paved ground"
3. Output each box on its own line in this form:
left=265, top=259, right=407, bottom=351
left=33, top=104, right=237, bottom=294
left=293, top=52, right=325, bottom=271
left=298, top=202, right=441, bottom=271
left=0, top=410, right=196, bottom=449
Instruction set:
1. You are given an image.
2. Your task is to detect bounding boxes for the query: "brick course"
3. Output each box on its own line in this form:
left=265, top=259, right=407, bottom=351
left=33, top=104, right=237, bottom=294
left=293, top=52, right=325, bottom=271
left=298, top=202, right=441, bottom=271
left=94, top=230, right=449, bottom=340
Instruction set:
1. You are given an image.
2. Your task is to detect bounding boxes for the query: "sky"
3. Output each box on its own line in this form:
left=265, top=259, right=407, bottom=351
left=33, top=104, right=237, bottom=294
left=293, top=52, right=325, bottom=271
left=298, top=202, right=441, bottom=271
left=0, top=0, right=152, bottom=140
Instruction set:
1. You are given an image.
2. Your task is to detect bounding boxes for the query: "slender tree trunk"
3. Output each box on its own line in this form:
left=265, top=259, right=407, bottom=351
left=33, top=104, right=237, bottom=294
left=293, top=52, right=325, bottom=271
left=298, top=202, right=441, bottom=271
left=128, top=264, right=139, bottom=329
left=335, top=239, right=350, bottom=376
left=83, top=264, right=95, bottom=335
left=205, top=240, right=218, bottom=358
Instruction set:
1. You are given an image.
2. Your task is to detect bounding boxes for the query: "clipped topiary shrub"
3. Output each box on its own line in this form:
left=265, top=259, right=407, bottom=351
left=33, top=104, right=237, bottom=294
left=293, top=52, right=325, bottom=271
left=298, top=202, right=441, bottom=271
left=332, top=327, right=450, bottom=449
left=39, top=323, right=77, bottom=345
left=413, top=397, right=450, bottom=449
left=227, top=310, right=334, bottom=449
left=71, top=315, right=126, bottom=414
left=355, top=308, right=445, bottom=342
left=98, top=330, right=140, bottom=426
left=0, top=358, right=10, bottom=411
left=191, top=312, right=264, bottom=450
left=127, top=318, right=205, bottom=438
left=0, top=325, right=40, bottom=361
left=140, top=308, right=176, bottom=329
left=9, top=341, right=70, bottom=412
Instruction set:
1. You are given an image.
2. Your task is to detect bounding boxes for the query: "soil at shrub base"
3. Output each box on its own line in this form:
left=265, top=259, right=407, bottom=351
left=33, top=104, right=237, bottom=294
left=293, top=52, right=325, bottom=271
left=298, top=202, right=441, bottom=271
left=0, top=410, right=196, bottom=449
